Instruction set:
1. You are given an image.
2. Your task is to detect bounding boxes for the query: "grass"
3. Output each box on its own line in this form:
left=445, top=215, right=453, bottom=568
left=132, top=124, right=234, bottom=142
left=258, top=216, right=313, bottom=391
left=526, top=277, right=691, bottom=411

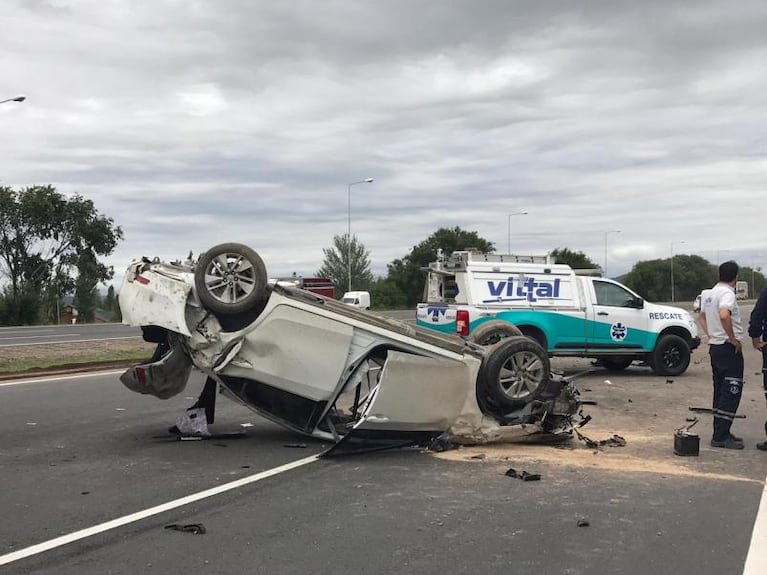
left=0, top=341, right=154, bottom=375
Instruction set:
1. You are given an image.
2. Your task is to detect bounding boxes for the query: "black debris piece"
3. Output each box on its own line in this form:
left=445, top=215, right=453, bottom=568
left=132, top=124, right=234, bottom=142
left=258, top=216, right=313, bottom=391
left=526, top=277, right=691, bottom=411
left=505, top=468, right=542, bottom=481
left=520, top=471, right=541, bottom=482
left=581, top=400, right=598, bottom=406
left=627, top=399, right=633, bottom=403
left=284, top=443, right=308, bottom=449
left=470, top=453, right=487, bottom=460
left=685, top=417, right=697, bottom=422
left=164, top=523, right=206, bottom=535
left=666, top=379, right=674, bottom=384
left=80, top=491, right=90, bottom=495
left=577, top=519, right=590, bottom=527
left=583, top=388, right=593, bottom=392
left=427, top=437, right=458, bottom=453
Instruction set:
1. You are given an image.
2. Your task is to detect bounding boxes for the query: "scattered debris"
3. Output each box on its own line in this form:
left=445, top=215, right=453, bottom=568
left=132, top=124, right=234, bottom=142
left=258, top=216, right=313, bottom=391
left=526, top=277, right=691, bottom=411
left=164, top=523, right=206, bottom=535
left=577, top=519, right=590, bottom=527
left=115, top=408, right=126, bottom=411
left=470, top=453, right=487, bottom=460
left=81, top=491, right=90, bottom=495
left=604, top=380, right=613, bottom=385
left=685, top=417, right=697, bottom=422
left=284, top=443, right=308, bottom=449
left=583, top=388, right=592, bottom=392
left=240, top=423, right=255, bottom=428
left=580, top=400, right=599, bottom=406
left=505, top=468, right=542, bottom=481
left=26, top=422, right=37, bottom=426
left=241, top=465, right=251, bottom=469
left=627, top=399, right=633, bottom=403
left=666, top=379, right=674, bottom=384
left=575, top=430, right=627, bottom=449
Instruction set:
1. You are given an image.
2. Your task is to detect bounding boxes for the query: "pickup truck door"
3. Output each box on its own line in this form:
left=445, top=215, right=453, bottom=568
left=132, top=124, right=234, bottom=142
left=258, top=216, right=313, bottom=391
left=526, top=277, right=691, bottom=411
left=587, top=279, right=650, bottom=351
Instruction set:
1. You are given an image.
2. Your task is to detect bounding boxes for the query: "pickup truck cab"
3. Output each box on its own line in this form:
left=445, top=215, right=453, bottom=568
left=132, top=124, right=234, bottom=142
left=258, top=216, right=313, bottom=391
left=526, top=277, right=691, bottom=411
left=416, top=250, right=701, bottom=376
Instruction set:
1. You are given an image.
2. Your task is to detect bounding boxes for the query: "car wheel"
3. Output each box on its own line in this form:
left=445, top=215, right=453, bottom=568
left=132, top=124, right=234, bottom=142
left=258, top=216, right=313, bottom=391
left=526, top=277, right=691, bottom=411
left=478, top=336, right=550, bottom=409
left=194, top=243, right=268, bottom=316
left=649, top=334, right=691, bottom=376
left=598, top=357, right=634, bottom=371
left=469, top=320, right=523, bottom=346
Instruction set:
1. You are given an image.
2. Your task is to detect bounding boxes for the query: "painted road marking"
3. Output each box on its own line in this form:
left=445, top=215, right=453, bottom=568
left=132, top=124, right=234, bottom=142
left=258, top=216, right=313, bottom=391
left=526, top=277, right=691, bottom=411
left=0, top=454, right=321, bottom=567
left=0, top=333, right=81, bottom=340
left=742, top=473, right=767, bottom=574
left=0, top=370, right=125, bottom=387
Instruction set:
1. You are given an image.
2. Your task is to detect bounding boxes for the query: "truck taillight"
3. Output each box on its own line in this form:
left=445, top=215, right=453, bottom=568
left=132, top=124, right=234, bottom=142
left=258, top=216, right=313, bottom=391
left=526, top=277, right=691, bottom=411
left=456, top=310, right=469, bottom=337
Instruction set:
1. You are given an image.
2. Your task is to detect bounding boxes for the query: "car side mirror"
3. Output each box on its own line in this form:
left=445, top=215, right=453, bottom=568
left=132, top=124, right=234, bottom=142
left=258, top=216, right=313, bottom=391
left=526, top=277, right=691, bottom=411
left=633, top=297, right=644, bottom=308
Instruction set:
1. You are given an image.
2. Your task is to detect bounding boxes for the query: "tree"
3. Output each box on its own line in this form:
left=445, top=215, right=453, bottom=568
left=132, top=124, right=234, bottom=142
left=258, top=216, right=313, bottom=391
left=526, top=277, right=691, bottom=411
left=0, top=185, right=123, bottom=325
left=387, top=227, right=495, bottom=307
left=368, top=277, right=407, bottom=310
left=549, top=247, right=599, bottom=270
left=623, top=254, right=716, bottom=302
left=317, top=235, right=373, bottom=298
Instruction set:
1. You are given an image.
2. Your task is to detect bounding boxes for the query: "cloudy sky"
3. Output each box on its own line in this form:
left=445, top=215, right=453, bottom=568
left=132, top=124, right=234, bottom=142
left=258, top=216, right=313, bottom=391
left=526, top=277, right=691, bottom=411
left=2, top=0, right=766, bottom=287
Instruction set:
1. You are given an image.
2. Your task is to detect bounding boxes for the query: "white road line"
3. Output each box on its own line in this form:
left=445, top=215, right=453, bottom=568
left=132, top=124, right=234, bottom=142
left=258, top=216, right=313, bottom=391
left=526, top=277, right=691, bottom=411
left=743, top=473, right=767, bottom=574
left=0, top=336, right=141, bottom=348
left=0, top=454, right=321, bottom=567
left=0, top=370, right=125, bottom=387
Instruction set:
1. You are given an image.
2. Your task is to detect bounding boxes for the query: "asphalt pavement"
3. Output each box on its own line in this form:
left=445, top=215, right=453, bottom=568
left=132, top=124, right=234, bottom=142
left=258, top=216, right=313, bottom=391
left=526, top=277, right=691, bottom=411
left=2, top=353, right=766, bottom=574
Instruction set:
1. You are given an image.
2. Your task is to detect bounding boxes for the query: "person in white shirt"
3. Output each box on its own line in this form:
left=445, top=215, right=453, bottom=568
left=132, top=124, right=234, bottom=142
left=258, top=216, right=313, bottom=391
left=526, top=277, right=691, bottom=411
left=698, top=261, right=745, bottom=449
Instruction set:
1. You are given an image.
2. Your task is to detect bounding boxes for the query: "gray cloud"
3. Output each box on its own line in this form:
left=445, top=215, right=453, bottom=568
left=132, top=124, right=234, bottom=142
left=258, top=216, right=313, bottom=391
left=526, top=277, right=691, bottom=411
left=3, top=0, right=767, bottom=289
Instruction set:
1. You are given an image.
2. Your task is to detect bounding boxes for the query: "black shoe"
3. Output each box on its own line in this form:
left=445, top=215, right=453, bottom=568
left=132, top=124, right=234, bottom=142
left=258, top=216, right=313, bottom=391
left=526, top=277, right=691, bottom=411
left=729, top=432, right=743, bottom=442
left=756, top=441, right=767, bottom=451
left=711, top=437, right=745, bottom=450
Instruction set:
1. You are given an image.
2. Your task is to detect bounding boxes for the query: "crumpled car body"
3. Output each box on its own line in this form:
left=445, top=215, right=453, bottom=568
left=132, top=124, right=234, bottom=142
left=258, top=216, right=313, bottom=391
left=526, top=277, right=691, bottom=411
left=119, top=244, right=583, bottom=449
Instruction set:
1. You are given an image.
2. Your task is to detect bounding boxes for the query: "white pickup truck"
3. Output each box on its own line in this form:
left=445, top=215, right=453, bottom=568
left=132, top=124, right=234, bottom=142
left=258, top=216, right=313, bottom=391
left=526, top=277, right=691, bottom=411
left=416, top=250, right=701, bottom=376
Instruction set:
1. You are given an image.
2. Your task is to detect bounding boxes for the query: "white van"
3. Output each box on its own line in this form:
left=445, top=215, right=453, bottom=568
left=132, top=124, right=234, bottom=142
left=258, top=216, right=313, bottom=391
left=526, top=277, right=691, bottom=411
left=342, top=291, right=371, bottom=310
left=416, top=250, right=701, bottom=376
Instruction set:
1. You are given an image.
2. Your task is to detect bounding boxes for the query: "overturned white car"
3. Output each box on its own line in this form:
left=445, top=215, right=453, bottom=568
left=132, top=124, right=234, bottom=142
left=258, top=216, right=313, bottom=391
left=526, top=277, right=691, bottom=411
left=119, top=243, right=584, bottom=451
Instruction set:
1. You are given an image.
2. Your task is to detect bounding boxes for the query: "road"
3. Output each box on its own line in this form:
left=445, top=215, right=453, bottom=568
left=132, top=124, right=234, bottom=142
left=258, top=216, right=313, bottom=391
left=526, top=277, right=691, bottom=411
left=1, top=350, right=766, bottom=574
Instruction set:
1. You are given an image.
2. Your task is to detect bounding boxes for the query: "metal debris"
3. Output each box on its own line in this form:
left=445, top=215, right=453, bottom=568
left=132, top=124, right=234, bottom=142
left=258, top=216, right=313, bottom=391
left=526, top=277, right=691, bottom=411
left=575, top=430, right=627, bottom=449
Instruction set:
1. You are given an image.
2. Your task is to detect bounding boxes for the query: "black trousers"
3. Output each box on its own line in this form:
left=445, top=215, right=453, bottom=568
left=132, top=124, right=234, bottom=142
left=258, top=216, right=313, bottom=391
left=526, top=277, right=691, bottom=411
left=762, top=348, right=767, bottom=437
left=709, top=343, right=744, bottom=441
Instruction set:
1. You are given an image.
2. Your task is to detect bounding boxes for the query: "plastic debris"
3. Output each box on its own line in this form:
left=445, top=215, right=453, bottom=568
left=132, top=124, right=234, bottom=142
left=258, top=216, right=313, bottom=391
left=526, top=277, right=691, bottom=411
left=604, top=380, right=612, bottom=385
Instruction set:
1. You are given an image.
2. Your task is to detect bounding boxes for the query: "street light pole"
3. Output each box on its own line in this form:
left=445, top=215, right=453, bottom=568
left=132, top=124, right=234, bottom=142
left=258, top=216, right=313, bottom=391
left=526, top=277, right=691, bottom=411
left=506, top=210, right=528, bottom=254
left=347, top=178, right=374, bottom=292
left=603, top=230, right=621, bottom=277
left=670, top=240, right=686, bottom=302
left=0, top=95, right=26, bottom=105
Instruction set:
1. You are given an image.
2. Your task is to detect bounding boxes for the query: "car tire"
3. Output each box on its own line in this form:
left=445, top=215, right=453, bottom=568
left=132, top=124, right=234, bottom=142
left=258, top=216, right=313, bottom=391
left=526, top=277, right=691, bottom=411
left=598, top=357, right=634, bottom=371
left=194, top=243, right=268, bottom=316
left=478, top=336, right=550, bottom=409
left=469, top=320, right=523, bottom=346
left=649, top=334, right=691, bottom=376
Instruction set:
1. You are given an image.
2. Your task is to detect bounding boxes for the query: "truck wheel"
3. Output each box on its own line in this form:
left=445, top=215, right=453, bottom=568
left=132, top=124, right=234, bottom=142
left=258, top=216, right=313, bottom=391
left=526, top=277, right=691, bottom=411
left=649, top=334, right=691, bottom=376
left=194, top=243, right=268, bottom=316
left=478, top=336, right=550, bottom=409
left=469, top=320, right=523, bottom=346
left=598, top=357, right=634, bottom=371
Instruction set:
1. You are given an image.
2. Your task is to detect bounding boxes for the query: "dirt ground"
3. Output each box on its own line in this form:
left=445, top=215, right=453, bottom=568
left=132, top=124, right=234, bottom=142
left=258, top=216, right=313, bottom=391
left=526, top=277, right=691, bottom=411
left=436, top=346, right=767, bottom=483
